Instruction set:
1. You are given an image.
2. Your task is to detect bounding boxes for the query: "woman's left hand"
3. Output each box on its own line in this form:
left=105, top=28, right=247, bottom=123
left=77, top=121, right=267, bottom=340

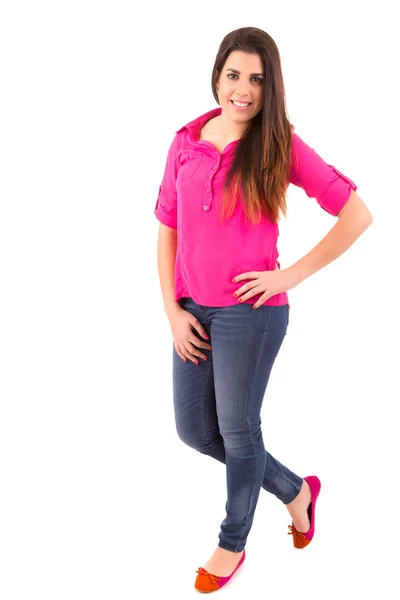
left=232, top=265, right=299, bottom=309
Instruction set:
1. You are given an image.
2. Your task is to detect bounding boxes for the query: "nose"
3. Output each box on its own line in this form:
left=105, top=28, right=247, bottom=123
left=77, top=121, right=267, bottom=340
left=235, top=84, right=251, bottom=99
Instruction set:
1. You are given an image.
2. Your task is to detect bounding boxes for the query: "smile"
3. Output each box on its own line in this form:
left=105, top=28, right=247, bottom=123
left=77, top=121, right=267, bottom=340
left=230, top=100, right=252, bottom=110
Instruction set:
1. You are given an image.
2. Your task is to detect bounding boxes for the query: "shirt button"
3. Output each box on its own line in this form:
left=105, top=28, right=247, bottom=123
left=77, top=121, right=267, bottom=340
left=213, top=166, right=217, bottom=170
left=208, top=175, right=212, bottom=179
left=207, top=187, right=210, bottom=192
left=203, top=205, right=208, bottom=211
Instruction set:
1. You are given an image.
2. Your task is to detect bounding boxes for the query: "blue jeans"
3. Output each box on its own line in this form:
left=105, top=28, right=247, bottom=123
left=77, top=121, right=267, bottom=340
left=172, top=297, right=303, bottom=553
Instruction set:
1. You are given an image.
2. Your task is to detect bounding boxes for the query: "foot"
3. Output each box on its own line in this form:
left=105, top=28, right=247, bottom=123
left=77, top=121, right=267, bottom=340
left=202, top=547, right=244, bottom=577
left=286, top=479, right=312, bottom=533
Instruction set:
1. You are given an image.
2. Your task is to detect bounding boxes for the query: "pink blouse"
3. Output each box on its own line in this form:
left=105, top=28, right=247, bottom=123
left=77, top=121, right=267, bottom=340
left=154, top=107, right=357, bottom=307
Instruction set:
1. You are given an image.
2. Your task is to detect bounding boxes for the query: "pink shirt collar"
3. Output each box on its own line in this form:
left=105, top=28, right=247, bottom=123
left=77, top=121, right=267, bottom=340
left=176, top=107, right=227, bottom=140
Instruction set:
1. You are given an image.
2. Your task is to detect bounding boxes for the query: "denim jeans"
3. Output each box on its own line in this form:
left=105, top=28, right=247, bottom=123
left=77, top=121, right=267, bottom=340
left=172, top=297, right=303, bottom=553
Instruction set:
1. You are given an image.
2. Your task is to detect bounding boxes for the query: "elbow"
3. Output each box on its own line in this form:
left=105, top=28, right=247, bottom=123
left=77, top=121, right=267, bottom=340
left=337, top=190, right=373, bottom=227
left=366, top=212, right=373, bottom=227
left=353, top=211, right=374, bottom=234
left=356, top=212, right=374, bottom=237
left=361, top=208, right=374, bottom=228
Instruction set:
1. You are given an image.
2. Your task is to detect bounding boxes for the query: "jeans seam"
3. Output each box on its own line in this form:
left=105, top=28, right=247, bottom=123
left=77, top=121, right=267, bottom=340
left=199, top=307, right=213, bottom=445
left=200, top=359, right=214, bottom=445
left=245, top=306, right=272, bottom=439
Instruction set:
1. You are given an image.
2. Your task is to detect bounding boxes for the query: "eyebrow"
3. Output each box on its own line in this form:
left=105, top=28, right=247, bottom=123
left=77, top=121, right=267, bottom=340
left=225, top=68, right=265, bottom=77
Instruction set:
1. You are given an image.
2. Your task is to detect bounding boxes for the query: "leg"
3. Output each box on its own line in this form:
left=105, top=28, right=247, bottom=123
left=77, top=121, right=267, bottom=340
left=173, top=298, right=303, bottom=505
left=172, top=299, right=222, bottom=459
left=210, top=302, right=294, bottom=553
left=172, top=298, right=307, bottom=574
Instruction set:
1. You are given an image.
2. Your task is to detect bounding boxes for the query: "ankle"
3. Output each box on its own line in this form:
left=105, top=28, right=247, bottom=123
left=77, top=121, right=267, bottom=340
left=287, top=480, right=309, bottom=508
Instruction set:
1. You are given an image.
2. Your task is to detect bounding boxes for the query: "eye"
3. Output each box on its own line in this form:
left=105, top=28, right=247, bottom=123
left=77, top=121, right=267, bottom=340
left=227, top=73, right=262, bottom=83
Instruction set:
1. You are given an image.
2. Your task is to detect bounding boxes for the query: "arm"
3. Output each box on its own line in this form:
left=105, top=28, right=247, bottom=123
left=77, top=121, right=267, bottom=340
left=154, top=133, right=181, bottom=316
left=288, top=130, right=373, bottom=285
left=156, top=223, right=181, bottom=317
left=288, top=190, right=373, bottom=285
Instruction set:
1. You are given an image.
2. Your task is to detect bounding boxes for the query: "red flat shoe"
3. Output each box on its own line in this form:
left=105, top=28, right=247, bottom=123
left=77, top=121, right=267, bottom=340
left=288, top=475, right=321, bottom=549
left=194, top=549, right=246, bottom=593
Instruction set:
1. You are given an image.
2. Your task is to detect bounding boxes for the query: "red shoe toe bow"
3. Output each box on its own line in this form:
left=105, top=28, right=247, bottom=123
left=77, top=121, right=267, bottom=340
left=195, top=567, right=221, bottom=592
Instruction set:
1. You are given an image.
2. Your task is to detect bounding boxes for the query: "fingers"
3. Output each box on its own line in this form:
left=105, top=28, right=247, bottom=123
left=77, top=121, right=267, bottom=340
left=174, top=317, right=212, bottom=365
left=192, top=322, right=210, bottom=343
left=178, top=343, right=199, bottom=365
left=189, top=334, right=212, bottom=351
left=174, top=343, right=187, bottom=363
left=176, top=340, right=212, bottom=365
left=185, top=340, right=209, bottom=363
left=237, top=284, right=262, bottom=303
left=234, top=281, right=259, bottom=299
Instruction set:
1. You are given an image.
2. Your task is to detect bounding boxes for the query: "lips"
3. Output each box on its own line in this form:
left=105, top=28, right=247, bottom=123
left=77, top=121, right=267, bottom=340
left=230, top=100, right=252, bottom=106
left=230, top=100, right=253, bottom=112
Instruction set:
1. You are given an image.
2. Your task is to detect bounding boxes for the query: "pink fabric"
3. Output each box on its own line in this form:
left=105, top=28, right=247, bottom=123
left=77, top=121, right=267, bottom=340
left=154, top=107, right=358, bottom=307
left=217, top=548, right=246, bottom=588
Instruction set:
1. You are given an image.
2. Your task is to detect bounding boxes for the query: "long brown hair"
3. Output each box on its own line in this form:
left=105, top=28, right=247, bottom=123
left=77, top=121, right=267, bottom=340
left=211, top=27, right=294, bottom=226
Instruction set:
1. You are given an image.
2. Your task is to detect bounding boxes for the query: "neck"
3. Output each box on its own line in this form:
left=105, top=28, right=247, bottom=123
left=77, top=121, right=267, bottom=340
left=216, top=109, right=249, bottom=139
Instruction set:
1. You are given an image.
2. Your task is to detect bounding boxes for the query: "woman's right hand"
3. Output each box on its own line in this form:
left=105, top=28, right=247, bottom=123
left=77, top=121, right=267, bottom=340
left=168, top=306, right=212, bottom=365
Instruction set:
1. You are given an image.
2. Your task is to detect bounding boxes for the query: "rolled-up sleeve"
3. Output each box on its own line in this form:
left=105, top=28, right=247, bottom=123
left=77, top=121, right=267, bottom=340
left=290, top=131, right=358, bottom=216
left=154, top=133, right=180, bottom=230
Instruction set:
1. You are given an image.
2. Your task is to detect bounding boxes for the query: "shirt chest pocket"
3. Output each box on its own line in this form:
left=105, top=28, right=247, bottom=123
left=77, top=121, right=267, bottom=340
left=177, top=153, right=203, bottom=180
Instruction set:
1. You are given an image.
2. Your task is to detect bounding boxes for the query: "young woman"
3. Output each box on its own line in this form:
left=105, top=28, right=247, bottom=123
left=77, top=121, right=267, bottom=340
left=154, top=27, right=372, bottom=593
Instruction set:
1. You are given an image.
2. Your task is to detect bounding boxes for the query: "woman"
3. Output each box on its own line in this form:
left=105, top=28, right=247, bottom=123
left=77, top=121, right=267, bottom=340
left=154, top=27, right=372, bottom=593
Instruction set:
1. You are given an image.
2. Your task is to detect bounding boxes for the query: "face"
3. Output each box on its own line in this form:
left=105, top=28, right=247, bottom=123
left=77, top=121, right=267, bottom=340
left=216, top=50, right=265, bottom=124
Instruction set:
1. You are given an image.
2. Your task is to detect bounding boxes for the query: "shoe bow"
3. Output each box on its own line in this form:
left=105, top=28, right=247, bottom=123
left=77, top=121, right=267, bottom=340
left=196, top=567, right=220, bottom=584
left=287, top=524, right=306, bottom=542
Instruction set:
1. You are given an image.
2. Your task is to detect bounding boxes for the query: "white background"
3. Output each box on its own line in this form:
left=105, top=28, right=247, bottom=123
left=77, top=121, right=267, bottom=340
left=1, top=1, right=399, bottom=598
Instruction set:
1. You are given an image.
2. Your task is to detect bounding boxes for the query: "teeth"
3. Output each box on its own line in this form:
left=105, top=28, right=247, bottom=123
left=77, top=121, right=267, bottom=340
left=232, top=101, right=250, bottom=106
